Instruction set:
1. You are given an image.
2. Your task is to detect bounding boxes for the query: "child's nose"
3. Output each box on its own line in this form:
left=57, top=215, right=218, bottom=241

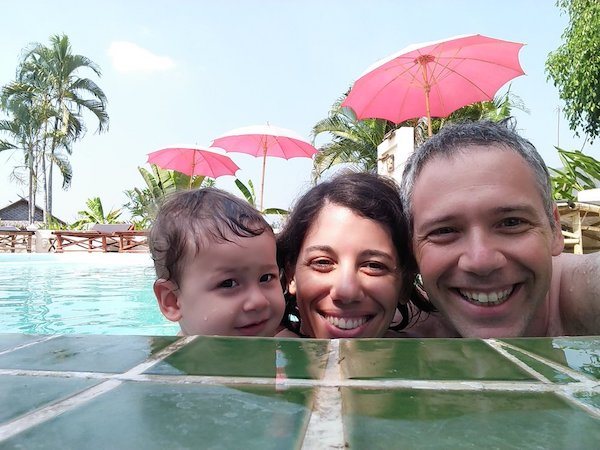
left=243, top=285, right=270, bottom=311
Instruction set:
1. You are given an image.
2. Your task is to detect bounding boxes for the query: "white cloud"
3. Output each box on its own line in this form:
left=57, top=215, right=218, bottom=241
left=108, top=41, right=176, bottom=73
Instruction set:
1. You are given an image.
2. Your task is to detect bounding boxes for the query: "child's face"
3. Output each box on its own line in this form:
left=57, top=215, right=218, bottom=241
left=175, top=231, right=285, bottom=336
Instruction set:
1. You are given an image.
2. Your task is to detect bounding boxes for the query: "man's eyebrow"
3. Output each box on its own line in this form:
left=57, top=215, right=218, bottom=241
left=416, top=204, right=540, bottom=230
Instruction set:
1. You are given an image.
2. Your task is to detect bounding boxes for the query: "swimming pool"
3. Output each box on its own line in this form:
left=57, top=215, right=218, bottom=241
left=0, top=253, right=179, bottom=335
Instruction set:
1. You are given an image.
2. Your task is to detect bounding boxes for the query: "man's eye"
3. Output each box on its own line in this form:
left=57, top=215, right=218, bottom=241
left=219, top=279, right=238, bottom=288
left=500, top=217, right=525, bottom=227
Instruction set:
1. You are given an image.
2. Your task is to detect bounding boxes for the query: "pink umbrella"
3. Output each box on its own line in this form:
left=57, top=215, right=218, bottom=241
left=147, top=146, right=239, bottom=188
left=211, top=124, right=317, bottom=210
left=342, top=34, right=525, bottom=136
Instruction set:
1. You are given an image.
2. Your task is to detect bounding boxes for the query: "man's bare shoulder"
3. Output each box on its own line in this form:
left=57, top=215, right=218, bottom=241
left=554, top=252, right=600, bottom=335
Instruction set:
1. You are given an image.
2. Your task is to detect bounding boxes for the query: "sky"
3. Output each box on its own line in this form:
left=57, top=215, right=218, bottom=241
left=1, top=0, right=599, bottom=223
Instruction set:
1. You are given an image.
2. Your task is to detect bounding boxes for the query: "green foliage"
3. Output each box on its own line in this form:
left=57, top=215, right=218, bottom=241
left=234, top=178, right=288, bottom=215
left=123, top=164, right=215, bottom=228
left=0, top=33, right=109, bottom=223
left=312, top=90, right=523, bottom=180
left=546, top=0, right=600, bottom=140
left=71, top=197, right=122, bottom=229
left=549, top=148, right=600, bottom=200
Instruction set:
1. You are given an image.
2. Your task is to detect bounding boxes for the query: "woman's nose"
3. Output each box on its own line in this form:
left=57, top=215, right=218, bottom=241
left=330, top=264, right=361, bottom=304
left=457, top=231, right=506, bottom=276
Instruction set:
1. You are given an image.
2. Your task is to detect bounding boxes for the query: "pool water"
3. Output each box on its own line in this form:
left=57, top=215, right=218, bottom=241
left=0, top=253, right=179, bottom=335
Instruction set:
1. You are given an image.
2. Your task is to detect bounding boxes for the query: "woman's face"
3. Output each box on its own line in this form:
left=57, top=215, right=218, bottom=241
left=288, top=203, right=403, bottom=338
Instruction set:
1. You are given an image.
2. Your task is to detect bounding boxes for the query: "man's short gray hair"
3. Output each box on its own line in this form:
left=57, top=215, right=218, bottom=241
left=399, top=119, right=556, bottom=236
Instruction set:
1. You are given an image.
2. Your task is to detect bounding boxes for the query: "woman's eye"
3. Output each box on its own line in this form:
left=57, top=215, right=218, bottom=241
left=309, top=258, right=334, bottom=270
left=362, top=261, right=389, bottom=274
left=218, top=279, right=238, bottom=288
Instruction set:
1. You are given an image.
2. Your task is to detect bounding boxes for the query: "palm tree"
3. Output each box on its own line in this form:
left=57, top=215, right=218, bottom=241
left=550, top=148, right=600, bottom=200
left=7, top=34, right=109, bottom=222
left=123, top=165, right=215, bottom=228
left=234, top=178, right=288, bottom=215
left=0, top=91, right=57, bottom=223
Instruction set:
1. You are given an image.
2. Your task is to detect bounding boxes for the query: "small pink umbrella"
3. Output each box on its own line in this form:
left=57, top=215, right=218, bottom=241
left=211, top=124, right=317, bottom=210
left=147, top=146, right=239, bottom=188
left=342, top=34, right=525, bottom=136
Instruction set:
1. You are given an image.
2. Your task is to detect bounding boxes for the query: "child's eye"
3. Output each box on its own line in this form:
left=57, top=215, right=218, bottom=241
left=218, top=279, right=239, bottom=288
left=259, top=273, right=277, bottom=283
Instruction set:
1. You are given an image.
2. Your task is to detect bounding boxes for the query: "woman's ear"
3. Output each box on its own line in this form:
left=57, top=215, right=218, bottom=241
left=153, top=279, right=182, bottom=322
left=288, top=276, right=297, bottom=295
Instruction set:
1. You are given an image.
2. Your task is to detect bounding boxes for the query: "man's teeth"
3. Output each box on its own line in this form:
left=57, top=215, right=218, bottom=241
left=325, top=316, right=368, bottom=330
left=460, top=288, right=512, bottom=305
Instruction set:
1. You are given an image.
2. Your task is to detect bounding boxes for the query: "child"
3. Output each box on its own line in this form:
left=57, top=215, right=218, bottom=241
left=149, top=187, right=285, bottom=336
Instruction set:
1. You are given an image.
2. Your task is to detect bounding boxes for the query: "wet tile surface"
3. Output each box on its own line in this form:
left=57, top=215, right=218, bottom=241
left=340, top=338, right=535, bottom=380
left=0, top=375, right=98, bottom=423
left=148, top=336, right=329, bottom=379
left=343, top=388, right=600, bottom=449
left=0, top=335, right=179, bottom=373
left=0, top=334, right=598, bottom=449
left=501, top=337, right=600, bottom=380
left=2, top=382, right=312, bottom=450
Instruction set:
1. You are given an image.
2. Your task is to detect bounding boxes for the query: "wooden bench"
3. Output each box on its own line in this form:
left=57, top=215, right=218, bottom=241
left=52, top=224, right=134, bottom=253
left=115, top=230, right=149, bottom=253
left=0, top=227, right=35, bottom=253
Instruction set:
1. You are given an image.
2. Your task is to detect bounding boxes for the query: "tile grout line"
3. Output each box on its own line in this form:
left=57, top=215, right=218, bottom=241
left=0, top=335, right=58, bottom=356
left=484, top=339, right=552, bottom=383
left=485, top=339, right=600, bottom=419
left=0, top=369, right=591, bottom=393
left=493, top=340, right=597, bottom=384
left=0, top=335, right=196, bottom=443
left=300, top=339, right=346, bottom=450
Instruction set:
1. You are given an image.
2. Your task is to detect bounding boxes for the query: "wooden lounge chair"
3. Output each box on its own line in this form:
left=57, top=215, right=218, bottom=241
left=53, top=223, right=134, bottom=253
left=115, top=229, right=150, bottom=252
left=557, top=201, right=600, bottom=254
left=0, top=226, right=35, bottom=253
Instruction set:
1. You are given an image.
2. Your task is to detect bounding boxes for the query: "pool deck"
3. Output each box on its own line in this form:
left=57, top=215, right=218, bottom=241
left=0, top=334, right=598, bottom=448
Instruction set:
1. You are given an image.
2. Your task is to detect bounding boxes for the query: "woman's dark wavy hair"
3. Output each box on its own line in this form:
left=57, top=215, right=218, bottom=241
left=277, top=170, right=433, bottom=335
left=149, top=187, right=272, bottom=289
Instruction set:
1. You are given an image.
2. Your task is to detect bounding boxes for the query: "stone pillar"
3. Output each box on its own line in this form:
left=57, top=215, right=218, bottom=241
left=377, top=127, right=414, bottom=183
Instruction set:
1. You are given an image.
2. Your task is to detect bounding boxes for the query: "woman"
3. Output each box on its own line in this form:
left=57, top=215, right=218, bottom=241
left=277, top=171, right=429, bottom=338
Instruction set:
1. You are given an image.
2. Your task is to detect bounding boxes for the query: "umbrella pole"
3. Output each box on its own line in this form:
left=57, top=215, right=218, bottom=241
left=424, top=86, right=433, bottom=137
left=259, top=140, right=267, bottom=212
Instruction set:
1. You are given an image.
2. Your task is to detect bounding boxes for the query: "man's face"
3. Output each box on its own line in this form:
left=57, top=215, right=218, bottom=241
left=411, top=146, right=564, bottom=338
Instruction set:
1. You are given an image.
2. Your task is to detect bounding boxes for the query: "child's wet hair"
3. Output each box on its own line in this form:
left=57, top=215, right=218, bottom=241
left=149, top=187, right=273, bottom=288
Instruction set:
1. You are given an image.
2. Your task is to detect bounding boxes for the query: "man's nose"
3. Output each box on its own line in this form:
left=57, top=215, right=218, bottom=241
left=457, top=231, right=506, bottom=276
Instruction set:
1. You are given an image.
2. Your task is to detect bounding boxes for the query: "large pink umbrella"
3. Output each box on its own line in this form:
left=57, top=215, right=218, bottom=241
left=147, top=146, right=239, bottom=188
left=342, top=34, right=525, bottom=136
left=211, top=124, right=317, bottom=210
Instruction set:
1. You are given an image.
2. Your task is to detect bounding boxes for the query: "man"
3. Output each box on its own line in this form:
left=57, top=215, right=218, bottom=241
left=400, top=120, right=600, bottom=338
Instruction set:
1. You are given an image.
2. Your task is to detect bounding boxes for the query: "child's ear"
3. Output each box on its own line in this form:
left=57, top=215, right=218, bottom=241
left=153, top=279, right=182, bottom=322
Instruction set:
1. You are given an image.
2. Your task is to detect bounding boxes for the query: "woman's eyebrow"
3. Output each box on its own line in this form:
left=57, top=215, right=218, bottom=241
left=360, top=249, right=395, bottom=260
left=303, top=245, right=333, bottom=253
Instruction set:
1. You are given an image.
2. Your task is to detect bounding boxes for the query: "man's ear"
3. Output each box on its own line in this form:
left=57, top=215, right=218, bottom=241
left=153, top=279, right=182, bottom=322
left=551, top=205, right=565, bottom=256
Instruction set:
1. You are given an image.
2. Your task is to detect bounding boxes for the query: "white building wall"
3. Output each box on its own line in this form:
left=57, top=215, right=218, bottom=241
left=376, top=127, right=415, bottom=183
